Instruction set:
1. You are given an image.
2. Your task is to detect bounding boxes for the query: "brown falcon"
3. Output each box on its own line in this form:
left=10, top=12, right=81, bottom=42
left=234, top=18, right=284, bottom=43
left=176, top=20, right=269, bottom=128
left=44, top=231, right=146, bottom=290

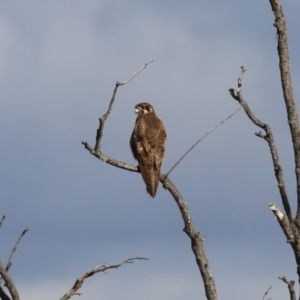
left=130, top=102, right=167, bottom=198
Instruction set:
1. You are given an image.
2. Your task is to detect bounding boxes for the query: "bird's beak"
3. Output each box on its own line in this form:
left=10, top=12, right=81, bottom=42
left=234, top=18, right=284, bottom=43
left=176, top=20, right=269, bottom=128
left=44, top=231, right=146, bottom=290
left=135, top=107, right=141, bottom=114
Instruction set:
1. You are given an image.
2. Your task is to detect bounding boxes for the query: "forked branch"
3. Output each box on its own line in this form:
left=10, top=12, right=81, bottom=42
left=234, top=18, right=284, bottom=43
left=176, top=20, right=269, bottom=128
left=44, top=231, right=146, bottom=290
left=0, top=285, right=11, bottom=300
left=0, top=228, right=29, bottom=286
left=0, top=226, right=29, bottom=300
left=262, top=284, right=272, bottom=300
left=82, top=61, right=219, bottom=300
left=83, top=59, right=154, bottom=154
left=278, top=276, right=296, bottom=300
left=268, top=0, right=300, bottom=224
left=6, top=228, right=29, bottom=273
left=0, top=262, right=19, bottom=300
left=60, top=257, right=149, bottom=300
left=229, top=67, right=293, bottom=230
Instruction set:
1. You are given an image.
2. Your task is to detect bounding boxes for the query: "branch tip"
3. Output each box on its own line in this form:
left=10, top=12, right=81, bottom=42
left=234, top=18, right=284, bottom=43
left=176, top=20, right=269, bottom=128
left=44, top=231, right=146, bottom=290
left=262, top=284, right=272, bottom=300
left=0, top=215, right=6, bottom=228
left=60, top=257, right=148, bottom=300
left=278, top=276, right=296, bottom=300
left=166, top=107, right=241, bottom=177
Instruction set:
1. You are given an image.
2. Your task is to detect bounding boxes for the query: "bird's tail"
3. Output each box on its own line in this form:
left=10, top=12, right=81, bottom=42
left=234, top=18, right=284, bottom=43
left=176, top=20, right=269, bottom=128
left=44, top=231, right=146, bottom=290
left=139, top=164, right=160, bottom=198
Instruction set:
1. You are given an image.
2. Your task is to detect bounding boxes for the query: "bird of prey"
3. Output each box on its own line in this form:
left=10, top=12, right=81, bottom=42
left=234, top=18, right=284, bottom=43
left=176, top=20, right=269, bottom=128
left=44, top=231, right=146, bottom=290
left=130, top=102, right=167, bottom=198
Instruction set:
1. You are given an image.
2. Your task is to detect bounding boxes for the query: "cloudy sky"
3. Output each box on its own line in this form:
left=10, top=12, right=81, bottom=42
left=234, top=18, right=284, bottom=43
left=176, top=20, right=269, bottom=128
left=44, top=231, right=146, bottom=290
left=1, top=1, right=300, bottom=299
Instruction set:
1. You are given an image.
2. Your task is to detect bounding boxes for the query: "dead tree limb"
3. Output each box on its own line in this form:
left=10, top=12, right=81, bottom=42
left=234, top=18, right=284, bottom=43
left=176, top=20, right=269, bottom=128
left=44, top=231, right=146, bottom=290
left=0, top=262, right=19, bottom=300
left=0, top=228, right=29, bottom=286
left=6, top=228, right=29, bottom=273
left=0, top=285, right=11, bottom=300
left=90, top=58, right=153, bottom=154
left=279, top=276, right=296, bottom=300
left=0, top=216, right=5, bottom=229
left=82, top=61, right=219, bottom=300
left=269, top=204, right=294, bottom=243
left=229, top=68, right=300, bottom=285
left=60, top=257, right=149, bottom=300
left=262, top=284, right=272, bottom=300
left=0, top=223, right=29, bottom=300
left=266, top=2, right=300, bottom=285
left=229, top=67, right=293, bottom=229
left=229, top=0, right=300, bottom=288
left=268, top=0, right=300, bottom=227
left=160, top=175, right=218, bottom=299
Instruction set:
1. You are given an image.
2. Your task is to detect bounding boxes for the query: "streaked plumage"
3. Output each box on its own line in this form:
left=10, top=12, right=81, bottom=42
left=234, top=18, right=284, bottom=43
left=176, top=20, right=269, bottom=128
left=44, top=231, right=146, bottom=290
left=130, top=102, right=166, bottom=198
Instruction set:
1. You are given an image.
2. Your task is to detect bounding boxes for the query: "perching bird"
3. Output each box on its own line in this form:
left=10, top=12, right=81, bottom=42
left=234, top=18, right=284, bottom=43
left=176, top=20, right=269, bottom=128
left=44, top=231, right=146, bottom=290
left=130, top=102, right=167, bottom=198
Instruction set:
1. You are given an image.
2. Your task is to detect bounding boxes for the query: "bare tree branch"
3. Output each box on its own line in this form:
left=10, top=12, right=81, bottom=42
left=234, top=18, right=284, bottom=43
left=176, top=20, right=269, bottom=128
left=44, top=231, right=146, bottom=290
left=82, top=141, right=138, bottom=172
left=6, top=228, right=29, bottom=273
left=0, top=262, right=19, bottom=300
left=60, top=257, right=149, bottom=300
left=278, top=276, right=296, bottom=300
left=88, top=59, right=154, bottom=153
left=229, top=64, right=300, bottom=285
left=0, top=228, right=29, bottom=286
left=269, top=204, right=294, bottom=242
left=268, top=0, right=300, bottom=224
left=160, top=175, right=218, bottom=300
left=265, top=0, right=300, bottom=286
left=0, top=216, right=6, bottom=229
left=82, top=62, right=219, bottom=300
left=262, top=284, right=272, bottom=300
left=0, top=285, right=11, bottom=300
left=82, top=60, right=154, bottom=168
left=229, top=67, right=293, bottom=228
left=229, top=62, right=300, bottom=285
left=166, top=106, right=242, bottom=177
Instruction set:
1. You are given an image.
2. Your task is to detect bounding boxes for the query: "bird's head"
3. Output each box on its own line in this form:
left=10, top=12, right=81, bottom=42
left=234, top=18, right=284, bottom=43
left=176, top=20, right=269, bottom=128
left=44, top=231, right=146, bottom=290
left=134, top=102, right=154, bottom=115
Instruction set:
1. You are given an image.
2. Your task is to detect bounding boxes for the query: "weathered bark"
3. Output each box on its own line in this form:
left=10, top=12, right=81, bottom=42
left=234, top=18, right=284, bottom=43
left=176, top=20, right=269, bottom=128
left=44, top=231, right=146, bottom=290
left=0, top=263, right=19, bottom=300
left=161, top=176, right=218, bottom=300
left=268, top=0, right=300, bottom=286
left=230, top=1, right=300, bottom=296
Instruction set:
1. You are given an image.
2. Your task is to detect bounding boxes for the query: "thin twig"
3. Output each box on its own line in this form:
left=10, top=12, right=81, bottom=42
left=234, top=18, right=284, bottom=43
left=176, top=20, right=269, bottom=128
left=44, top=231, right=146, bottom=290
left=166, top=106, right=242, bottom=177
left=0, top=262, right=19, bottom=300
left=0, top=228, right=30, bottom=286
left=93, top=59, right=154, bottom=152
left=279, top=276, right=296, bottom=300
left=6, top=228, right=29, bottom=272
left=60, top=257, right=149, bottom=300
left=117, top=59, right=154, bottom=86
left=237, top=66, right=246, bottom=92
left=0, top=216, right=5, bottom=228
left=262, top=284, right=272, bottom=300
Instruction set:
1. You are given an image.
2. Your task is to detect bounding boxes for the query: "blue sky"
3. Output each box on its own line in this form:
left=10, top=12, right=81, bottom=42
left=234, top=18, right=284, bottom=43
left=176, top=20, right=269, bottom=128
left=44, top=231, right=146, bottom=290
left=1, top=1, right=300, bottom=299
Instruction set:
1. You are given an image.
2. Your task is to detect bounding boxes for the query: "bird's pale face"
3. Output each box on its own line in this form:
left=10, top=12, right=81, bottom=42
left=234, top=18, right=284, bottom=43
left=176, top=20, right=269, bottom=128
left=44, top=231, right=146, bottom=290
left=134, top=102, right=154, bottom=115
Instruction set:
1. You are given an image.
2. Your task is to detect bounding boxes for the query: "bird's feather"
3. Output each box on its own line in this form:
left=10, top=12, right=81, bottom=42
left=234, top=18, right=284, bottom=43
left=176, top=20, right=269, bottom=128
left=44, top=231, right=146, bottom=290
left=130, top=103, right=166, bottom=198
